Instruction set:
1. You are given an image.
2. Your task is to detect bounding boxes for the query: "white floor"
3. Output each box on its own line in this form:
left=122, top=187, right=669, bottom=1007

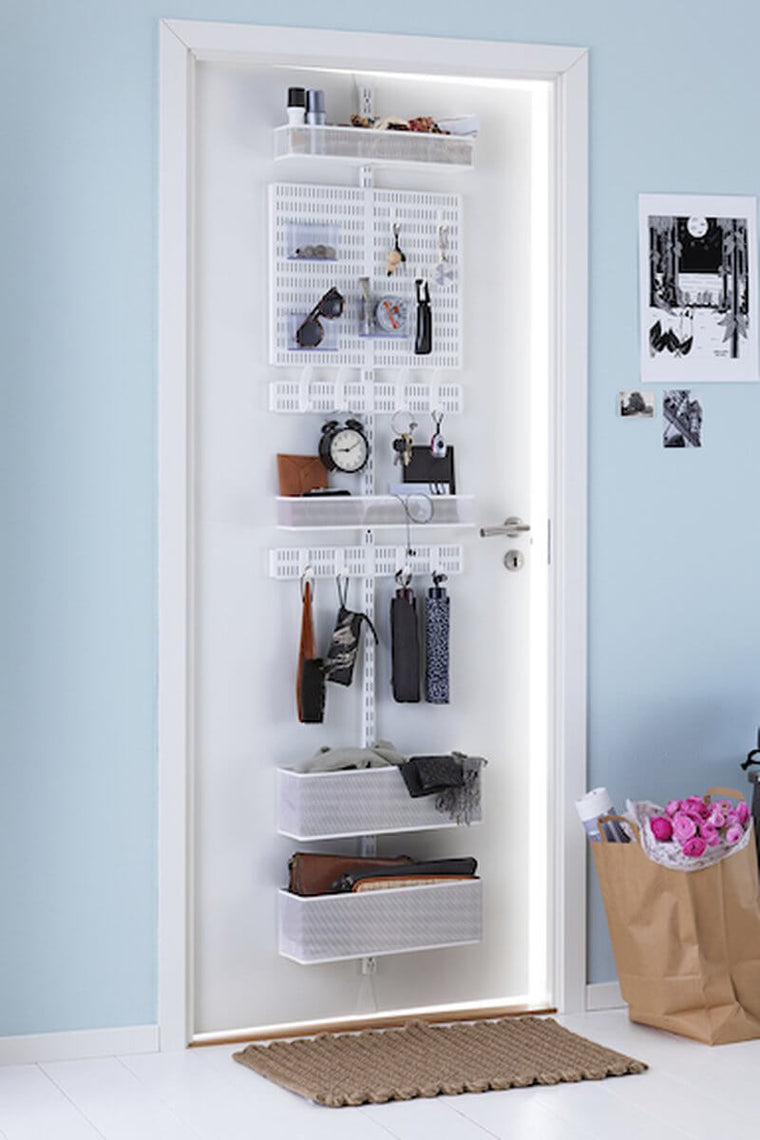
left=1, top=1010, right=758, bottom=1139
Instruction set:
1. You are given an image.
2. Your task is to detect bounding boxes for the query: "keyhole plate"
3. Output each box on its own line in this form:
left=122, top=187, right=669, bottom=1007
left=503, top=550, right=524, bottom=572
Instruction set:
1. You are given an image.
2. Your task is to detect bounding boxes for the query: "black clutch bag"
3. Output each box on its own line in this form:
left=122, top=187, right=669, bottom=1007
left=324, top=606, right=378, bottom=687
left=401, top=754, right=465, bottom=798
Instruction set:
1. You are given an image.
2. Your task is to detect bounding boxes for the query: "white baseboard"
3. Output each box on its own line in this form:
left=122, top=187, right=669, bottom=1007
left=0, top=1024, right=159, bottom=1066
left=585, top=982, right=625, bottom=1011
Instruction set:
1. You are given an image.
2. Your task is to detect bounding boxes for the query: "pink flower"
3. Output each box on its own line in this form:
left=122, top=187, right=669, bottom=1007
left=736, top=801, right=750, bottom=826
left=682, top=836, right=707, bottom=858
left=726, top=824, right=744, bottom=846
left=699, top=823, right=721, bottom=847
left=717, top=800, right=733, bottom=814
left=685, top=796, right=710, bottom=818
left=725, top=811, right=740, bottom=828
left=708, top=809, right=726, bottom=829
left=672, top=813, right=697, bottom=842
left=666, top=800, right=682, bottom=817
left=650, top=816, right=674, bottom=841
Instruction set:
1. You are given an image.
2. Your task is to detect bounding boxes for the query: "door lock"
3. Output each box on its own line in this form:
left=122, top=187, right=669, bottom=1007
left=479, top=516, right=531, bottom=539
left=503, top=550, right=524, bottom=572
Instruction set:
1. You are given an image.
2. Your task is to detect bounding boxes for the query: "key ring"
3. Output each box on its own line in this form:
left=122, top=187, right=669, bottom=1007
left=430, top=410, right=446, bottom=458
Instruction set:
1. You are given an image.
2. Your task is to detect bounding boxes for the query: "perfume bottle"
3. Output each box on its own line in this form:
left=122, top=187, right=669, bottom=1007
left=306, top=89, right=326, bottom=125
left=287, top=87, right=306, bottom=125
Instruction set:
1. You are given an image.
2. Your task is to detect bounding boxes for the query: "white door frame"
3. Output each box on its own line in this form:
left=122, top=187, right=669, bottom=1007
left=158, top=18, right=589, bottom=1051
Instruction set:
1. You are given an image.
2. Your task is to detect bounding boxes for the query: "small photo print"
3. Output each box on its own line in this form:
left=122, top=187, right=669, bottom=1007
left=619, top=390, right=655, bottom=418
left=663, top=389, right=703, bottom=448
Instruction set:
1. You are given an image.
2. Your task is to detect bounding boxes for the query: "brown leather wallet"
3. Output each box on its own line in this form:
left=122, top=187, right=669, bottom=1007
left=287, top=852, right=412, bottom=896
left=277, top=454, right=327, bottom=497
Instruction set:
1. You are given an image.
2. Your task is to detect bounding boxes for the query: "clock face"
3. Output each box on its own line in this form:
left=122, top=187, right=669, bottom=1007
left=687, top=215, right=708, bottom=239
left=330, top=427, right=368, bottom=473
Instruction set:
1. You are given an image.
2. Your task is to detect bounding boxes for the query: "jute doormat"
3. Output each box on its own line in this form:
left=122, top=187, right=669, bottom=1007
left=233, top=1017, right=647, bottom=1107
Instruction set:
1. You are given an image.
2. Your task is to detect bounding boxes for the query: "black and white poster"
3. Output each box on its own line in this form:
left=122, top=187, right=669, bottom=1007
left=639, top=193, right=758, bottom=382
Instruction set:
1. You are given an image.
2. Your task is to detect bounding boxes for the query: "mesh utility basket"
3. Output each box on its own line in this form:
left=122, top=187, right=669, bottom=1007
left=277, top=766, right=482, bottom=840
left=278, top=878, right=483, bottom=964
left=273, top=124, right=475, bottom=168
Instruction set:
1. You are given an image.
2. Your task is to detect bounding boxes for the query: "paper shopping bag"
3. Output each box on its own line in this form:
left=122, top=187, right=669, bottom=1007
left=592, top=788, right=760, bottom=1045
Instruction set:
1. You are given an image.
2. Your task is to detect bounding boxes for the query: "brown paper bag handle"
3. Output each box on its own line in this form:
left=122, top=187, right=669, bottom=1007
left=705, top=786, right=746, bottom=802
left=597, top=813, right=640, bottom=843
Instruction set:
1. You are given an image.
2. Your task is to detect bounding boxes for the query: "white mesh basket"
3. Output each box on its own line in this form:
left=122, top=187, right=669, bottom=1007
left=277, top=766, right=482, bottom=840
left=278, top=878, right=483, bottom=964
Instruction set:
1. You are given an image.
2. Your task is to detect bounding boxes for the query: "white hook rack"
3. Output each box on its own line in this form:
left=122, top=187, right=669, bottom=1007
left=268, top=375, right=462, bottom=415
left=269, top=544, right=463, bottom=581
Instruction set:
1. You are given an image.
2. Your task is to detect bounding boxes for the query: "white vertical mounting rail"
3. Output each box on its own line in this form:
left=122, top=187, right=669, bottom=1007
left=359, top=164, right=377, bottom=754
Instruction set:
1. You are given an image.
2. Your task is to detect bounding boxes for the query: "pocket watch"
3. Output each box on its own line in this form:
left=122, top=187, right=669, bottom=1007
left=319, top=418, right=369, bottom=474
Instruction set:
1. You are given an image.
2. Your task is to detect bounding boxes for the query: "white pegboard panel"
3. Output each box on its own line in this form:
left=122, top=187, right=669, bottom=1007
left=269, top=183, right=462, bottom=370
left=269, top=544, right=463, bottom=581
left=268, top=375, right=463, bottom=415
left=269, top=182, right=367, bottom=368
left=372, top=190, right=461, bottom=370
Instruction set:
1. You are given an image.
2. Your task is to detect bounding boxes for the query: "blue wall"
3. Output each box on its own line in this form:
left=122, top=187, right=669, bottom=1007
left=2, top=0, right=759, bottom=1034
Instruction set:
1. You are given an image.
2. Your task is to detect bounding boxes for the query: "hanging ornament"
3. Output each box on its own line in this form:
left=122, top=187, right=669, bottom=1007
left=434, top=224, right=456, bottom=288
left=386, top=222, right=407, bottom=276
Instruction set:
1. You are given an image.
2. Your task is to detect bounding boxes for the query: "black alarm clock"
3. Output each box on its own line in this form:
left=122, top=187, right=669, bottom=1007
left=319, top=419, right=369, bottom=474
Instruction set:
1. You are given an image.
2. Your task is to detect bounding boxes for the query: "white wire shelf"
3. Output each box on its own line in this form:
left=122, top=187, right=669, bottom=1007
left=278, top=878, right=483, bottom=964
left=276, top=494, right=475, bottom=530
left=274, top=125, right=475, bottom=169
left=277, top=766, right=482, bottom=840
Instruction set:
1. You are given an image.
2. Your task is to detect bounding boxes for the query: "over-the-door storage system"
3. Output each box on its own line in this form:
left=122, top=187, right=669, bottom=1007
left=191, top=55, right=548, bottom=1036
left=269, top=115, right=483, bottom=966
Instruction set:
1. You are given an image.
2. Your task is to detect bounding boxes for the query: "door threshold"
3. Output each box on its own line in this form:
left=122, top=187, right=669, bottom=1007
left=190, top=1001, right=557, bottom=1047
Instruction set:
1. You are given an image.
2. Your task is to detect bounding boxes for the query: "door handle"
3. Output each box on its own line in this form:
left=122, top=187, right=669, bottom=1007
left=479, top=516, right=531, bottom=539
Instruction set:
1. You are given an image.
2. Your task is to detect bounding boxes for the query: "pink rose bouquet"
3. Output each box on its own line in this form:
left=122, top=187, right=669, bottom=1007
left=648, top=793, right=751, bottom=858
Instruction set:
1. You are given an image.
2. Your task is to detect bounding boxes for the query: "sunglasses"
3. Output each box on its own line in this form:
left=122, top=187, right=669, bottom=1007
left=296, top=287, right=345, bottom=348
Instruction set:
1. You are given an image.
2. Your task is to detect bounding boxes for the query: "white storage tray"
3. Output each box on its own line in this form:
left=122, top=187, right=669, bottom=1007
left=278, top=878, right=483, bottom=964
left=274, top=125, right=475, bottom=169
left=276, top=494, right=475, bottom=530
left=277, top=766, right=481, bottom=840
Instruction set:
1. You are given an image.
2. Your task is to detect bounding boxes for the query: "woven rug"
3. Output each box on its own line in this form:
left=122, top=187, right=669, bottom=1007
left=233, top=1016, right=647, bottom=1107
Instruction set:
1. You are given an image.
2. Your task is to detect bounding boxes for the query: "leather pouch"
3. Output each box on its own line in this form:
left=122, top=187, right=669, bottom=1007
left=401, top=755, right=464, bottom=798
left=277, top=454, right=328, bottom=497
left=332, top=856, right=477, bottom=892
left=288, top=852, right=413, bottom=896
left=299, top=658, right=325, bottom=723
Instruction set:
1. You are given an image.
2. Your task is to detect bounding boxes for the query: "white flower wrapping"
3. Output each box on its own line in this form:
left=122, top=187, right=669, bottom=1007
left=626, top=798, right=752, bottom=871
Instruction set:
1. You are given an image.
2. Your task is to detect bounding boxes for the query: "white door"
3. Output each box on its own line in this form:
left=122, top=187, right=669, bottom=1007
left=159, top=25, right=588, bottom=1044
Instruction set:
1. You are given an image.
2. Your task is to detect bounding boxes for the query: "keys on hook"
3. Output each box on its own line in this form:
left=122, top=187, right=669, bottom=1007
left=430, top=410, right=446, bottom=458
left=391, top=409, right=418, bottom=467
